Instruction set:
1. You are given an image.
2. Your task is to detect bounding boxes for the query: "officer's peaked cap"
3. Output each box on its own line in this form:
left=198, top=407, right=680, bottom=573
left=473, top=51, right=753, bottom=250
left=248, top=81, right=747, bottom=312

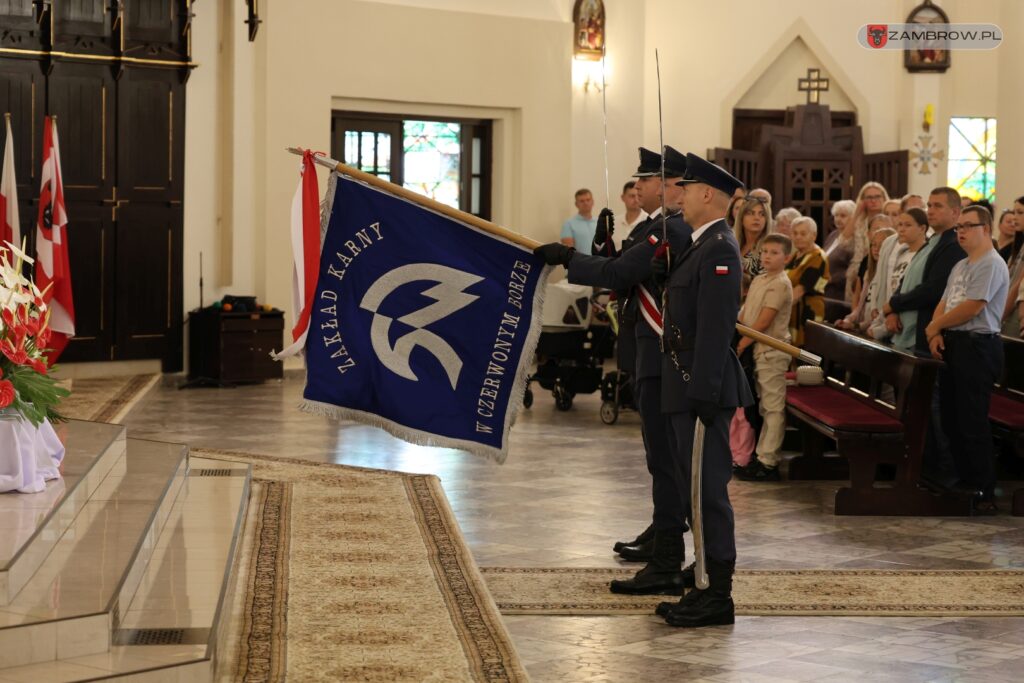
left=675, top=153, right=745, bottom=196
left=632, top=147, right=662, bottom=177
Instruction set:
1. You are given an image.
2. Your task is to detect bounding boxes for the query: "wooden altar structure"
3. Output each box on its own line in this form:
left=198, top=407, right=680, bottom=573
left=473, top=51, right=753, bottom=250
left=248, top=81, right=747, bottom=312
left=712, top=102, right=909, bottom=241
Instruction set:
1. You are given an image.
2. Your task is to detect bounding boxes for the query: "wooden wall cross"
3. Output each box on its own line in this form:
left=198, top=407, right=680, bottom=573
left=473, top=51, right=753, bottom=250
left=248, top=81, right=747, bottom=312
left=798, top=68, right=830, bottom=104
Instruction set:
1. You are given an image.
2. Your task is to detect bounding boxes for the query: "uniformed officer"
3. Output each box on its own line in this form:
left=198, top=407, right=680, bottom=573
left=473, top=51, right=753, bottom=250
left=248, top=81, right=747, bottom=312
left=654, top=153, right=753, bottom=627
left=533, top=146, right=694, bottom=595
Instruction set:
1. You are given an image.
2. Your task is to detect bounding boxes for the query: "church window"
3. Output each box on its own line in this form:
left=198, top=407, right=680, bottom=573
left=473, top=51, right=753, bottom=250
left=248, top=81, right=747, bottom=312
left=332, top=112, right=492, bottom=219
left=946, top=117, right=996, bottom=203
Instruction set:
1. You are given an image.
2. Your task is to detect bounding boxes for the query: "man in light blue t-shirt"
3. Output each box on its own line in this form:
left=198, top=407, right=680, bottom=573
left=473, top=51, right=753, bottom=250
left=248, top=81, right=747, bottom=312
left=925, top=205, right=1010, bottom=511
left=560, top=188, right=598, bottom=249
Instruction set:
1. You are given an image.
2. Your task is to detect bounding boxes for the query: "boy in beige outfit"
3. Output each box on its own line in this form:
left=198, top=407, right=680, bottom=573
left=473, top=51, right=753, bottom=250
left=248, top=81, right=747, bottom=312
left=735, top=234, right=794, bottom=481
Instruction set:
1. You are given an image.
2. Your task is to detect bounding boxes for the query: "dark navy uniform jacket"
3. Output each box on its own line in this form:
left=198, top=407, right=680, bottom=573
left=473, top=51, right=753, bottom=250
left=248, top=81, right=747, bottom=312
left=567, top=211, right=692, bottom=380
left=660, top=219, right=753, bottom=412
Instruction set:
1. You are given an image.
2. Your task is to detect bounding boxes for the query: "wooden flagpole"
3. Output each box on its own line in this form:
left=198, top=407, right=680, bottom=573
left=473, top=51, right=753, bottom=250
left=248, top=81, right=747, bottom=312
left=286, top=147, right=822, bottom=365
left=286, top=147, right=538, bottom=249
left=736, top=323, right=821, bottom=365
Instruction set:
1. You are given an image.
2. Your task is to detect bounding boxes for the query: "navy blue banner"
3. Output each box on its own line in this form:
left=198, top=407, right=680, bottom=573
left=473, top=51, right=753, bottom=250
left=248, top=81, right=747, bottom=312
left=302, top=176, right=547, bottom=462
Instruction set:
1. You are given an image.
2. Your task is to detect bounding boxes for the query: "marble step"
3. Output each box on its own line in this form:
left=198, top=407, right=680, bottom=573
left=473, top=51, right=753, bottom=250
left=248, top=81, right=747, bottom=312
left=0, top=421, right=127, bottom=604
left=0, top=456, right=252, bottom=683
left=0, top=438, right=189, bottom=670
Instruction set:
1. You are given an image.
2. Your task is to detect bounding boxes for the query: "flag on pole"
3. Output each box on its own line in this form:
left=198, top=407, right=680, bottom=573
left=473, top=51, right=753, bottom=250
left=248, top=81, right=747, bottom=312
left=297, top=173, right=548, bottom=462
left=0, top=115, right=19, bottom=257
left=273, top=149, right=322, bottom=360
left=35, top=116, right=74, bottom=362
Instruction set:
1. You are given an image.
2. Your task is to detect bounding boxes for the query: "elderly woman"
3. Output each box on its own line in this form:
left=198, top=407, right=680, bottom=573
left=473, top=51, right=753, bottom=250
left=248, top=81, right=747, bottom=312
left=823, top=199, right=856, bottom=303
left=774, top=207, right=801, bottom=238
left=785, top=216, right=830, bottom=346
left=734, top=195, right=773, bottom=296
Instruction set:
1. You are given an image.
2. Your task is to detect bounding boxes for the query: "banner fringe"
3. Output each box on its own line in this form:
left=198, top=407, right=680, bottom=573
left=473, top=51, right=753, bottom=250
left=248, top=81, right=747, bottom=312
left=299, top=399, right=511, bottom=463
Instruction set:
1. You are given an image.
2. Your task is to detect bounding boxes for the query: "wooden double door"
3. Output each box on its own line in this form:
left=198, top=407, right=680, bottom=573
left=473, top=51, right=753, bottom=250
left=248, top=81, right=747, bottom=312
left=0, top=1, right=192, bottom=369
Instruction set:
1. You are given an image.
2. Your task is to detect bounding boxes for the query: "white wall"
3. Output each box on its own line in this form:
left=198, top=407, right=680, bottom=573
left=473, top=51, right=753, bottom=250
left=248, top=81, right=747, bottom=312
left=180, top=0, right=1017, bottom=370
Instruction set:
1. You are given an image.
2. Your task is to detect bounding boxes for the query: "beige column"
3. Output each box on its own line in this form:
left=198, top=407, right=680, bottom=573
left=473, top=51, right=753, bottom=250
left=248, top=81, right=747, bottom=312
left=996, top=0, right=1024, bottom=206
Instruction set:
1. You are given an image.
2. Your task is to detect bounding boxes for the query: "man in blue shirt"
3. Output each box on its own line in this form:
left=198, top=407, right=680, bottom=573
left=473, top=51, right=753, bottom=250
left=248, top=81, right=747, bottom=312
left=560, top=188, right=598, bottom=249
left=925, top=205, right=1010, bottom=512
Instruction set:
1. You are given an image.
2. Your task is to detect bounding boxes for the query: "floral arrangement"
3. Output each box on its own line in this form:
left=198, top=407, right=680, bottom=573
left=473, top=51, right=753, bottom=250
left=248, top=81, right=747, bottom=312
left=0, top=242, right=69, bottom=426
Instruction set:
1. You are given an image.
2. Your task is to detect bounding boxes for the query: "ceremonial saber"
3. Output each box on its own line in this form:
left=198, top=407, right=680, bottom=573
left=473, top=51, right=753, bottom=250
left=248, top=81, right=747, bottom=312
left=600, top=44, right=611, bottom=211
left=691, top=419, right=709, bottom=589
left=691, top=329, right=819, bottom=591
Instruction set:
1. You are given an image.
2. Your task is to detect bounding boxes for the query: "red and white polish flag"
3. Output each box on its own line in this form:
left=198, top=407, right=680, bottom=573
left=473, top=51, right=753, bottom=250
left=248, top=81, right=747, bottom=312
left=35, top=116, right=75, bottom=362
left=272, top=149, right=321, bottom=360
left=0, top=115, right=20, bottom=257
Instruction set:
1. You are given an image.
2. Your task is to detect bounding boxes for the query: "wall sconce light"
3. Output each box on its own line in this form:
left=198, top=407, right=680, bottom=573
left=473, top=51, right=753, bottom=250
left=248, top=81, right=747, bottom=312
left=573, top=57, right=608, bottom=93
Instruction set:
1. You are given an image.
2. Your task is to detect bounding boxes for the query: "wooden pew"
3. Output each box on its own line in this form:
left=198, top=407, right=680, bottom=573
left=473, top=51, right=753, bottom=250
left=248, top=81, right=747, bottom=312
left=785, top=321, right=972, bottom=515
left=993, top=336, right=1024, bottom=515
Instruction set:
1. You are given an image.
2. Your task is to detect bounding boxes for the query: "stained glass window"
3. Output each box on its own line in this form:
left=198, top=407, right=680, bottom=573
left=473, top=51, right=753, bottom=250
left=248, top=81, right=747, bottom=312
left=332, top=113, right=491, bottom=219
left=947, top=117, right=996, bottom=203
left=402, top=121, right=461, bottom=209
left=343, top=130, right=391, bottom=181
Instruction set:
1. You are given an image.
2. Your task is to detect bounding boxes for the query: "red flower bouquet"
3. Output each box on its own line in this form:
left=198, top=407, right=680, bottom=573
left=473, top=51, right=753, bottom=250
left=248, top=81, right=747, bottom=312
left=0, top=242, right=69, bottom=425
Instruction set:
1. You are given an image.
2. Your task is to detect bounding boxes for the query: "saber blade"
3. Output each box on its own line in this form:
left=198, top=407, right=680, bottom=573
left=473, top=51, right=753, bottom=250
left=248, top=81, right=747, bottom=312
left=600, top=44, right=610, bottom=210
left=691, top=419, right=709, bottom=590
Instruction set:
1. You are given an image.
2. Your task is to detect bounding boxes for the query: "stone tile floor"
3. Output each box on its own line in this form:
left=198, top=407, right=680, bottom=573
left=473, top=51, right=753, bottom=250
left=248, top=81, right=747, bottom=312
left=124, top=374, right=1024, bottom=682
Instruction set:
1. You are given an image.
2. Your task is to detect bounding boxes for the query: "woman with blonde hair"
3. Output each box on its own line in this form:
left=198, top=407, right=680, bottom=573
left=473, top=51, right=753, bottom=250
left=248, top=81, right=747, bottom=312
left=734, top=195, right=773, bottom=295
left=846, top=181, right=890, bottom=301
left=785, top=216, right=830, bottom=346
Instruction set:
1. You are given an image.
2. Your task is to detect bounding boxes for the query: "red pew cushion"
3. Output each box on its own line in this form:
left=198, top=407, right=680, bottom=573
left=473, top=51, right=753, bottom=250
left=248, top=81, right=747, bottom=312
left=786, top=385, right=902, bottom=433
left=990, top=393, right=1024, bottom=430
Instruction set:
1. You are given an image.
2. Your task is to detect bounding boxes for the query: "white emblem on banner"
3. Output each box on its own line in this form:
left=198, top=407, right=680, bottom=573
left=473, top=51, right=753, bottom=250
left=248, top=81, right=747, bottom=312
left=360, top=263, right=483, bottom=389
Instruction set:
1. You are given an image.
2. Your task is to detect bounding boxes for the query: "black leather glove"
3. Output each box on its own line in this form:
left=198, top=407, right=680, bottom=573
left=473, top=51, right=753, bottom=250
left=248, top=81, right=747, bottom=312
left=533, top=242, right=575, bottom=266
left=693, top=399, right=719, bottom=427
left=594, top=208, right=615, bottom=244
left=650, top=243, right=670, bottom=284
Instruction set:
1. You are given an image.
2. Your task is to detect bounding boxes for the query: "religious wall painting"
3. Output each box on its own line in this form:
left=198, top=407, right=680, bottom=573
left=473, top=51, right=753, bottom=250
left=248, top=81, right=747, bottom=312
left=905, top=0, right=951, bottom=73
left=573, top=0, right=605, bottom=61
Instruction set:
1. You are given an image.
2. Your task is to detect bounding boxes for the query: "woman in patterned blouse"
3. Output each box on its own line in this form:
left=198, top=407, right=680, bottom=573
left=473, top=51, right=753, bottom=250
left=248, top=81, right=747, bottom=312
left=786, top=217, right=830, bottom=346
left=733, top=195, right=773, bottom=298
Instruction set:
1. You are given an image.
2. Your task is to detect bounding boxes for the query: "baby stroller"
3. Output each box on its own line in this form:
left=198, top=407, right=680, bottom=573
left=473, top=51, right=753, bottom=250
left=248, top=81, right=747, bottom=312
left=592, top=293, right=635, bottom=425
left=524, top=282, right=609, bottom=411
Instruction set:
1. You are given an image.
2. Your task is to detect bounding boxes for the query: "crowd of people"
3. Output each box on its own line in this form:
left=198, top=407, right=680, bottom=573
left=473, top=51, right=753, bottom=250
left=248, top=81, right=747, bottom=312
left=556, top=178, right=1024, bottom=507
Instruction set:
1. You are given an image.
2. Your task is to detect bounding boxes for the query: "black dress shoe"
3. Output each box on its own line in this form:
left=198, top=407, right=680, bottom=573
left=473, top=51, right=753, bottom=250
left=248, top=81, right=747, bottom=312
left=613, top=524, right=654, bottom=554
left=663, top=558, right=735, bottom=627
left=617, top=537, right=654, bottom=562
left=734, top=460, right=780, bottom=482
left=609, top=567, right=688, bottom=595
left=664, top=590, right=735, bottom=627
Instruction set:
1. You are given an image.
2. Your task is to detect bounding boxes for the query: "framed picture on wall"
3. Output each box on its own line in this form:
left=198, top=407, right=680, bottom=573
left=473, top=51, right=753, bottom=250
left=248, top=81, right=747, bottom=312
left=572, top=0, right=605, bottom=61
left=905, top=1, right=951, bottom=73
